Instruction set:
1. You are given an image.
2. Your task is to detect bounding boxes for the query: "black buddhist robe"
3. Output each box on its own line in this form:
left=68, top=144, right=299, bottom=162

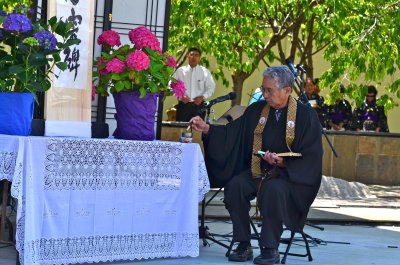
left=203, top=100, right=323, bottom=220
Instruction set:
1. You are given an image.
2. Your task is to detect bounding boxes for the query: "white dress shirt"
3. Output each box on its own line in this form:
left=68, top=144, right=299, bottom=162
left=173, top=65, right=215, bottom=100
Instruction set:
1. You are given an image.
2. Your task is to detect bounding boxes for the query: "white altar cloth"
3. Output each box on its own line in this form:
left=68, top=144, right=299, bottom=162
left=0, top=135, right=210, bottom=265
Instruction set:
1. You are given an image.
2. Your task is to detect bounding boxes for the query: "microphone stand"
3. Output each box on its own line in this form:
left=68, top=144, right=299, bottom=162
left=287, top=60, right=338, bottom=158
left=197, top=104, right=231, bottom=249
left=284, top=61, right=353, bottom=246
left=205, top=107, right=212, bottom=124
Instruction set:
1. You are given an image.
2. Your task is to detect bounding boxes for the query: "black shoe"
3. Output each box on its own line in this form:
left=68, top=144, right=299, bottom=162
left=253, top=248, right=280, bottom=265
left=228, top=242, right=253, bottom=262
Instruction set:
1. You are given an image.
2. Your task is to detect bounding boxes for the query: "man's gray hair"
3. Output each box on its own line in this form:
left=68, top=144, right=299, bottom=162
left=263, top=66, right=294, bottom=91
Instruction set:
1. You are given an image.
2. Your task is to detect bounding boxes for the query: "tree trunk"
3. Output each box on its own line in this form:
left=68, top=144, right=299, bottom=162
left=231, top=73, right=246, bottom=106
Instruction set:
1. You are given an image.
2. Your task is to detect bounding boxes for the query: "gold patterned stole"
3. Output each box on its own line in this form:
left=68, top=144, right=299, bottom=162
left=251, top=96, right=297, bottom=177
left=251, top=105, right=270, bottom=177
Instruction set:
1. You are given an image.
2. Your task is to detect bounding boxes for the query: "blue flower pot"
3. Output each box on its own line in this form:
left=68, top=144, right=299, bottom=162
left=0, top=92, right=34, bottom=136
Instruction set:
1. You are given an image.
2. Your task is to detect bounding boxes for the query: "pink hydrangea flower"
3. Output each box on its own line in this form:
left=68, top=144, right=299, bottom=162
left=106, top=58, right=125, bottom=74
left=127, top=50, right=150, bottom=71
left=165, top=56, right=177, bottom=68
left=97, top=57, right=109, bottom=75
left=128, top=26, right=162, bottom=53
left=97, top=30, right=121, bottom=47
left=170, top=80, right=186, bottom=99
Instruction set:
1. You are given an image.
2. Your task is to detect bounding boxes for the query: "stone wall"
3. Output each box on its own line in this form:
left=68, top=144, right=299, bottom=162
left=322, top=131, right=400, bottom=185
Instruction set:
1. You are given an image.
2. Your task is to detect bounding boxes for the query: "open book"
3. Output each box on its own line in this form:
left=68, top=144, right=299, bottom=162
left=276, top=152, right=302, bottom=157
left=257, top=150, right=302, bottom=157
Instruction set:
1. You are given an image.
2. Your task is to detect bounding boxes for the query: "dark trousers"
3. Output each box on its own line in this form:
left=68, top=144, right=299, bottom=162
left=224, top=170, right=299, bottom=249
left=176, top=101, right=205, bottom=122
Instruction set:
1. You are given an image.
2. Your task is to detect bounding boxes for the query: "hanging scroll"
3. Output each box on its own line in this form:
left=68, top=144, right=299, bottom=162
left=44, top=0, right=95, bottom=137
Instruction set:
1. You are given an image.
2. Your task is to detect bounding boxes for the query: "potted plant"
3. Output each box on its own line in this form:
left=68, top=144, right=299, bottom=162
left=93, top=26, right=186, bottom=141
left=0, top=4, right=80, bottom=136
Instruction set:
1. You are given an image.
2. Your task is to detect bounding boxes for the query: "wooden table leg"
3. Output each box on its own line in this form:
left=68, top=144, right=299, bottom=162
left=0, top=179, right=13, bottom=245
left=1, top=179, right=17, bottom=264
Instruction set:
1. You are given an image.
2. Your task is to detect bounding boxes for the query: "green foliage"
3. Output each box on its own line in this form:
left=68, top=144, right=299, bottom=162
left=0, top=0, right=31, bottom=12
left=320, top=0, right=400, bottom=110
left=169, top=0, right=400, bottom=110
left=0, top=3, right=80, bottom=101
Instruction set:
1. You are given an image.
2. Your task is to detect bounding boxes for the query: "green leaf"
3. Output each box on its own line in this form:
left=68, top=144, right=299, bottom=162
left=139, top=87, right=147, bottom=98
left=8, top=65, right=25, bottom=74
left=112, top=74, right=121, bottom=81
left=48, top=16, right=57, bottom=26
left=115, top=81, right=125, bottom=92
left=28, top=53, right=47, bottom=67
left=149, top=82, right=158, bottom=92
left=56, top=62, right=68, bottom=71
left=63, top=39, right=81, bottom=48
left=123, top=81, right=131, bottom=89
left=27, top=82, right=45, bottom=92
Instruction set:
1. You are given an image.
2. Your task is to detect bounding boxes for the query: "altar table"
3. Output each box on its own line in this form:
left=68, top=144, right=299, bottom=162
left=0, top=135, right=209, bottom=264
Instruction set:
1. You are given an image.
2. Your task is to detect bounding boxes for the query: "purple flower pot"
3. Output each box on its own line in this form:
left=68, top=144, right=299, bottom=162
left=112, top=91, right=159, bottom=140
left=0, top=92, right=34, bottom=136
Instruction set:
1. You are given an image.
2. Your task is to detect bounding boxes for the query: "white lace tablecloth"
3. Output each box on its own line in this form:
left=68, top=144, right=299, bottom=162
left=0, top=135, right=22, bottom=182
left=0, top=134, right=210, bottom=265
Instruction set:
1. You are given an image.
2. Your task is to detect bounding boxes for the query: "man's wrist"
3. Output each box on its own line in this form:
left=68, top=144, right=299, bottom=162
left=202, top=124, right=210, bottom=134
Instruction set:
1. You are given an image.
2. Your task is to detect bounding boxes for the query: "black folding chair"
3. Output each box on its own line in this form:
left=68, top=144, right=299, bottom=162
left=279, top=214, right=318, bottom=264
left=225, top=212, right=316, bottom=264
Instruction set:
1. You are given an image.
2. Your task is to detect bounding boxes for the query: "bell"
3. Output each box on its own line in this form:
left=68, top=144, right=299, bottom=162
left=166, top=107, right=177, bottom=122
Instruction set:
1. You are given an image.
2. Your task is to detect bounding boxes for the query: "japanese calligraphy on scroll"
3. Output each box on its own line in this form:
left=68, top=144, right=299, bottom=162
left=45, top=0, right=94, bottom=122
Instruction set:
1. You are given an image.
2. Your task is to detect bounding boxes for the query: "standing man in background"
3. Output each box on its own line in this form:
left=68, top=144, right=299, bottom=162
left=173, top=47, right=216, bottom=122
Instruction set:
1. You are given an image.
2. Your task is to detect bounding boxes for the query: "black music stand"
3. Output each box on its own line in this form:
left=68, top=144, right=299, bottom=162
left=215, top=105, right=247, bottom=124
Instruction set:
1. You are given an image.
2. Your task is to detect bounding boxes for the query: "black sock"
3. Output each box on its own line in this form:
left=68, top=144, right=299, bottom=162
left=239, top=241, right=251, bottom=247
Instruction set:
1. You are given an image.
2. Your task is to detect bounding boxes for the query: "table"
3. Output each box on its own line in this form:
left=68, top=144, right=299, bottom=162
left=0, top=135, right=19, bottom=246
left=0, top=135, right=209, bottom=265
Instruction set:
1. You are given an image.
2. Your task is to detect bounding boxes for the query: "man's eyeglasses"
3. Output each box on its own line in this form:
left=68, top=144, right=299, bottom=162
left=366, top=94, right=375, bottom=98
left=260, top=86, right=288, bottom=95
left=260, top=86, right=275, bottom=95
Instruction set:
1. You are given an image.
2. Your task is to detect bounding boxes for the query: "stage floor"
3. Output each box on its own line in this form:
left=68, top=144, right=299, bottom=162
left=1, top=222, right=399, bottom=265
left=1, top=183, right=399, bottom=265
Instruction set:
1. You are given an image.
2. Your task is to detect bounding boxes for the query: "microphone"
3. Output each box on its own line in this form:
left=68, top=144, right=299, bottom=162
left=202, top=92, right=236, bottom=109
left=285, top=58, right=301, bottom=81
left=296, top=64, right=307, bottom=74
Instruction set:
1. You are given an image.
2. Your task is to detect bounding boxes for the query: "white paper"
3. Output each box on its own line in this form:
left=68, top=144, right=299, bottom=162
left=54, top=0, right=91, bottom=90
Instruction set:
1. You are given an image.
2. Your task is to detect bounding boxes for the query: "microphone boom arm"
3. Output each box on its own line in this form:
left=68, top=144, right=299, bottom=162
left=285, top=59, right=338, bottom=158
left=197, top=92, right=237, bottom=123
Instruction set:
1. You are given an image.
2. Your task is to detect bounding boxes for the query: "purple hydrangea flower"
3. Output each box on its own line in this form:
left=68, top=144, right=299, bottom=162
left=3, top=14, right=32, bottom=33
left=0, top=11, right=7, bottom=17
left=34, top=30, right=57, bottom=50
